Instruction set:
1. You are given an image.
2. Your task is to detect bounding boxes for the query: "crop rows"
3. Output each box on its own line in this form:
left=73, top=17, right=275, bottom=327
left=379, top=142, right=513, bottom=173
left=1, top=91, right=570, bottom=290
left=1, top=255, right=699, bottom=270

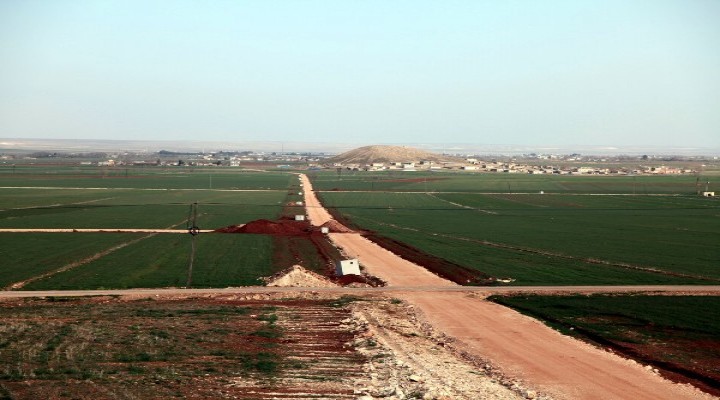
left=319, top=190, right=720, bottom=285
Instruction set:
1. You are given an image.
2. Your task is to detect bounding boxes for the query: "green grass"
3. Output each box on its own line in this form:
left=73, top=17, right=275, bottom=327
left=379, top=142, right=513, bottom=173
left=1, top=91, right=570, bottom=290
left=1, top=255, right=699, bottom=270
left=0, top=189, right=287, bottom=229
left=24, top=234, right=275, bottom=289
left=319, top=191, right=720, bottom=285
left=0, top=233, right=138, bottom=288
left=490, top=294, right=720, bottom=337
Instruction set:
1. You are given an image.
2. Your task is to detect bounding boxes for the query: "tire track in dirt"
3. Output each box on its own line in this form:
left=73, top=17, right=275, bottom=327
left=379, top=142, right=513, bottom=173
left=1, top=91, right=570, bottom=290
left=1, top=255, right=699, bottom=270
left=0, top=197, right=116, bottom=212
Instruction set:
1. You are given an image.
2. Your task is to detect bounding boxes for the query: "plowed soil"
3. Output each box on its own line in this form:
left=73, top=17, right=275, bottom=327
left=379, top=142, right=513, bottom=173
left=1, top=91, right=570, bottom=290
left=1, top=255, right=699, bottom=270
left=0, top=294, right=522, bottom=400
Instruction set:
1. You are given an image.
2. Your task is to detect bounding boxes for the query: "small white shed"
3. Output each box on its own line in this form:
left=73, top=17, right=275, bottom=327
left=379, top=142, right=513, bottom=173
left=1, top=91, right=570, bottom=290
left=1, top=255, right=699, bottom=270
left=294, top=215, right=306, bottom=221
left=702, top=191, right=715, bottom=197
left=335, top=259, right=361, bottom=276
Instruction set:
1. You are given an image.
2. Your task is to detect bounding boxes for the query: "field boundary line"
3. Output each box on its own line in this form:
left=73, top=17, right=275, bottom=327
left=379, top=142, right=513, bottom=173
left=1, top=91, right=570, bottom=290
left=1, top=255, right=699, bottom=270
left=4, top=220, right=190, bottom=290
left=0, top=197, right=116, bottom=212
left=426, top=192, right=498, bottom=214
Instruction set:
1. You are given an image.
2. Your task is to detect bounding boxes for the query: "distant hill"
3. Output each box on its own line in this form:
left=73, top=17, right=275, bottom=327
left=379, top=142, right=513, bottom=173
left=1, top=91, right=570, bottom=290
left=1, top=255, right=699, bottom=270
left=327, top=145, right=458, bottom=165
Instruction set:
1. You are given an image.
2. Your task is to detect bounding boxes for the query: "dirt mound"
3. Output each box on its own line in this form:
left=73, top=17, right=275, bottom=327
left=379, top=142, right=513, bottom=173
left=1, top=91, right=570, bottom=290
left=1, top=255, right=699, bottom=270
left=263, top=265, right=338, bottom=287
left=320, top=220, right=355, bottom=233
left=215, top=219, right=309, bottom=235
left=335, top=273, right=385, bottom=287
left=214, top=225, right=244, bottom=233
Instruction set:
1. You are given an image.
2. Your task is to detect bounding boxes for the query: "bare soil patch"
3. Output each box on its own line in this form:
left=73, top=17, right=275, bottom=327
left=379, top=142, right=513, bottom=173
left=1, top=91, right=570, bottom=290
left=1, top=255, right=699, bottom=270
left=0, top=293, right=518, bottom=400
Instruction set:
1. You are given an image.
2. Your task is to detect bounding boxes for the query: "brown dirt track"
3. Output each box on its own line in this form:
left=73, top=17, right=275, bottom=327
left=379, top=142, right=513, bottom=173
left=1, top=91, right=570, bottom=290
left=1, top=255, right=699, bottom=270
left=299, top=174, right=717, bottom=400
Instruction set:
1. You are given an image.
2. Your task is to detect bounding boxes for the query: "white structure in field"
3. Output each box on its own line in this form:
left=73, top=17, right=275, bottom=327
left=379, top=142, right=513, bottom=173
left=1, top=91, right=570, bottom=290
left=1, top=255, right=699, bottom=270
left=703, top=191, right=715, bottom=197
left=335, top=259, right=361, bottom=276
left=294, top=215, right=306, bottom=221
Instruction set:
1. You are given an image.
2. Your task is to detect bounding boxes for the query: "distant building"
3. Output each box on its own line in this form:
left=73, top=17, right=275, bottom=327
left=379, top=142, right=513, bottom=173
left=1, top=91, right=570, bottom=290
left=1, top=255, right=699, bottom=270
left=702, top=192, right=715, bottom=197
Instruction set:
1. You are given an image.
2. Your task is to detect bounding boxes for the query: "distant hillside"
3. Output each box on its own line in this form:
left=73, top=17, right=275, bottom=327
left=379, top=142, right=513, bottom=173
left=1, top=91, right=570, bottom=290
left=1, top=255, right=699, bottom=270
left=327, top=145, right=458, bottom=165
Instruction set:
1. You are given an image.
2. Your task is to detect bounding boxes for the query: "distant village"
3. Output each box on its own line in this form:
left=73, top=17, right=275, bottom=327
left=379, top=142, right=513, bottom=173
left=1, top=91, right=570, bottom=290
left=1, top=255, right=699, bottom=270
left=1, top=149, right=711, bottom=176
left=328, top=158, right=698, bottom=176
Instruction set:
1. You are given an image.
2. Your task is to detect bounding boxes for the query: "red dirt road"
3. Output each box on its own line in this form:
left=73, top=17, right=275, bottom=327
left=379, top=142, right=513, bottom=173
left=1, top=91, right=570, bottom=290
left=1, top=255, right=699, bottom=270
left=299, top=174, right=716, bottom=400
left=299, top=174, right=333, bottom=226
left=403, top=292, right=711, bottom=400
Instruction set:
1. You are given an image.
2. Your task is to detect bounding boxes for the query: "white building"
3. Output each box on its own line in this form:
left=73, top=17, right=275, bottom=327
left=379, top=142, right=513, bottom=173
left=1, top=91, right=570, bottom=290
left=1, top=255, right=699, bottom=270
left=335, top=259, right=361, bottom=276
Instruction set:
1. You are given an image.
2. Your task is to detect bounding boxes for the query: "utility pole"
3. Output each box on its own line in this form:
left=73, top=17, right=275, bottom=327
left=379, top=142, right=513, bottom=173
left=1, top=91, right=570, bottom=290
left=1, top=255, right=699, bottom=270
left=186, top=203, right=199, bottom=287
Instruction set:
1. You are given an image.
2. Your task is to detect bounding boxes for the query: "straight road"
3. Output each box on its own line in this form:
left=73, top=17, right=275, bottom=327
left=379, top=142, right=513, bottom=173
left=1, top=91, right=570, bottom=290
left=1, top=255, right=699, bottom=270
left=299, top=173, right=716, bottom=400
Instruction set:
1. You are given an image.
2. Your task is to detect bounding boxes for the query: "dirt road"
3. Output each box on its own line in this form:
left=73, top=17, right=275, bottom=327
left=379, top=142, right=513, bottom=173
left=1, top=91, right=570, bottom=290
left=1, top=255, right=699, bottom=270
left=299, top=174, right=716, bottom=400
left=299, top=174, right=333, bottom=226
left=403, top=291, right=712, bottom=400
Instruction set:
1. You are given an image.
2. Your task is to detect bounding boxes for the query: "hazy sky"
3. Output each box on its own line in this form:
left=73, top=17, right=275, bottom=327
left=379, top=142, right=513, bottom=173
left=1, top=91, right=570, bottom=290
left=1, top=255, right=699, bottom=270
left=1, top=0, right=719, bottom=148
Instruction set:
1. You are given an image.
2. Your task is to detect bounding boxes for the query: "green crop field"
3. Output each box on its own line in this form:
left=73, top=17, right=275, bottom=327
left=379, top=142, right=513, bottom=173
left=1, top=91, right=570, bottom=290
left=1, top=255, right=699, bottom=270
left=318, top=189, right=720, bottom=285
left=309, top=170, right=708, bottom=194
left=0, top=165, right=295, bottom=190
left=22, top=234, right=274, bottom=289
left=0, top=188, right=287, bottom=229
left=0, top=169, right=298, bottom=289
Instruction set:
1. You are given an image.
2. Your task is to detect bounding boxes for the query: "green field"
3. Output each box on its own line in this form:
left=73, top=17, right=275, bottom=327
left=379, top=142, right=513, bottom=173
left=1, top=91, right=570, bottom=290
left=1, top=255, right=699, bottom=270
left=0, top=169, right=297, bottom=289
left=18, top=234, right=274, bottom=290
left=0, top=165, right=294, bottom=190
left=310, top=170, right=708, bottom=194
left=318, top=187, right=720, bottom=285
left=0, top=188, right=287, bottom=229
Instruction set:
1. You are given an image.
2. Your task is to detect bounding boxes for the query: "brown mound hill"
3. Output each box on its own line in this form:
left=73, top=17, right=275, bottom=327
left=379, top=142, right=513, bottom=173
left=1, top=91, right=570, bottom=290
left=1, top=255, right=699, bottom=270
left=327, top=145, right=458, bottom=165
